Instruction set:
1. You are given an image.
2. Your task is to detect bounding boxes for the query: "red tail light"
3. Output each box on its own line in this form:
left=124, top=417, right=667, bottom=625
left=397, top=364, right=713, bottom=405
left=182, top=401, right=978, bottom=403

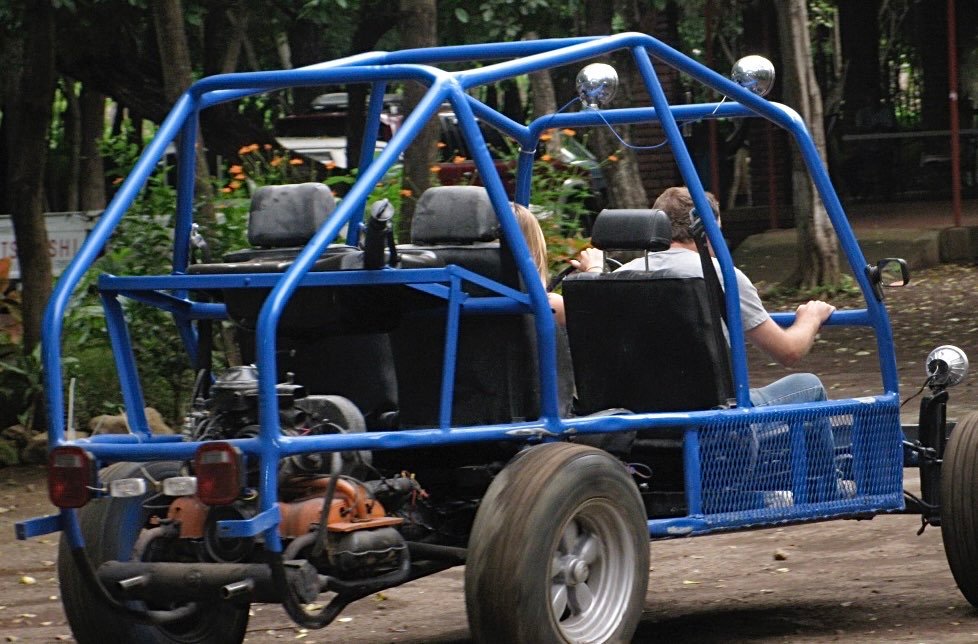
left=194, top=442, right=243, bottom=506
left=48, top=447, right=96, bottom=508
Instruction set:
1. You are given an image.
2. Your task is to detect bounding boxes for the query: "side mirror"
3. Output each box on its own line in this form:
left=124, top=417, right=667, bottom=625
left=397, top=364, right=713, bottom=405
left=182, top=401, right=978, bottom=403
left=866, top=257, right=910, bottom=300
left=878, top=258, right=910, bottom=287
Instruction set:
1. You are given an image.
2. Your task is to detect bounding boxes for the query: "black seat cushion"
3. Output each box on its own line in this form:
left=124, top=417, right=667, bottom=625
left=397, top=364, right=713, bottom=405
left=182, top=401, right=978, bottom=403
left=563, top=271, right=731, bottom=415
left=248, top=183, right=336, bottom=248
left=410, top=185, right=498, bottom=244
left=390, top=186, right=572, bottom=427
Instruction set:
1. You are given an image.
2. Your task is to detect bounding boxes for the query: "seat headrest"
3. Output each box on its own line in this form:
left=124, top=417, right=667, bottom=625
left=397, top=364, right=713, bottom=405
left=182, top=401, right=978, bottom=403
left=410, top=186, right=499, bottom=244
left=248, top=183, right=336, bottom=248
left=590, top=209, right=672, bottom=251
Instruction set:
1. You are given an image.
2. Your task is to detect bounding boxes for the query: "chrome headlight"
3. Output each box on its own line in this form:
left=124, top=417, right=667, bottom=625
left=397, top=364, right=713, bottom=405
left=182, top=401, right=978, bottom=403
left=926, top=345, right=969, bottom=387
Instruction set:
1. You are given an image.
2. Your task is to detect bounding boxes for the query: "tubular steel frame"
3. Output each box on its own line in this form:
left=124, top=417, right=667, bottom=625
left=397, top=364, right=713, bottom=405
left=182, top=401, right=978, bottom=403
left=20, top=33, right=903, bottom=550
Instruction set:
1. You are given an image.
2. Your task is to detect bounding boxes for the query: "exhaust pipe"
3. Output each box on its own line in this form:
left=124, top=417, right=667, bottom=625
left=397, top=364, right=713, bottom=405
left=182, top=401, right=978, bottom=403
left=98, top=560, right=320, bottom=604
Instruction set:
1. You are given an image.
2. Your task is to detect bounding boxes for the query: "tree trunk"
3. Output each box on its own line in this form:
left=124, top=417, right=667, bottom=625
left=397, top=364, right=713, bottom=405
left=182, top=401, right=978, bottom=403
left=63, top=78, right=82, bottom=213
left=914, top=0, right=950, bottom=132
left=775, top=0, right=840, bottom=290
left=838, top=0, right=881, bottom=129
left=220, top=3, right=250, bottom=74
left=152, top=0, right=216, bottom=229
left=79, top=86, right=107, bottom=211
left=287, top=19, right=332, bottom=111
left=397, top=0, right=438, bottom=242
left=200, top=3, right=275, bottom=165
left=524, top=32, right=560, bottom=155
left=584, top=0, right=648, bottom=210
left=344, top=0, right=400, bottom=171
left=3, top=3, right=57, bottom=353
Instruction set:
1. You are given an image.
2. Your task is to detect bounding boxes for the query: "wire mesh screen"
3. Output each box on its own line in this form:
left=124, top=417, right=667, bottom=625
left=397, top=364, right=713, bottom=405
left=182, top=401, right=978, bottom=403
left=696, top=399, right=903, bottom=528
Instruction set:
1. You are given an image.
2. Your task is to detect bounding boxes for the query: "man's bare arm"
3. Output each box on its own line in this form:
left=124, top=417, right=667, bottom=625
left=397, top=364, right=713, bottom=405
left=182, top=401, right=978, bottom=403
left=746, top=300, right=835, bottom=367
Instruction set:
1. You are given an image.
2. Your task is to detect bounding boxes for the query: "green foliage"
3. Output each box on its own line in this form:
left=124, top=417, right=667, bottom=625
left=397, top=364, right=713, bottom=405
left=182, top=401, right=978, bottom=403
left=0, top=439, right=18, bottom=466
left=325, top=164, right=410, bottom=239
left=58, top=130, right=258, bottom=427
left=439, top=0, right=582, bottom=43
left=0, top=345, right=65, bottom=430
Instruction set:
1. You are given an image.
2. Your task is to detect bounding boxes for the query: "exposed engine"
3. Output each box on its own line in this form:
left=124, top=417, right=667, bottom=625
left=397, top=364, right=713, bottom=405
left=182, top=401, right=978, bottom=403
left=186, top=365, right=371, bottom=479
left=163, top=366, right=498, bottom=583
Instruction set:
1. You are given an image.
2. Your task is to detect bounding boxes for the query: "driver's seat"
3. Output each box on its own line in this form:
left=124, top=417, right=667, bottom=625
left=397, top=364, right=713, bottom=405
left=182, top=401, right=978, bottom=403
left=562, top=209, right=732, bottom=517
left=562, top=209, right=732, bottom=415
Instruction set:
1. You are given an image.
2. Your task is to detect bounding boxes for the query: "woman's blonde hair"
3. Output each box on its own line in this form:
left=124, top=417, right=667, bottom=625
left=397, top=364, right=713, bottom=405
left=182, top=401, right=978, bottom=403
left=513, top=203, right=549, bottom=285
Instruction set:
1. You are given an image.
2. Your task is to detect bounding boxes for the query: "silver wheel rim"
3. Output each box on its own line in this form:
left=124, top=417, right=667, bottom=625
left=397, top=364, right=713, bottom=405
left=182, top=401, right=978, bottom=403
left=550, top=498, right=636, bottom=642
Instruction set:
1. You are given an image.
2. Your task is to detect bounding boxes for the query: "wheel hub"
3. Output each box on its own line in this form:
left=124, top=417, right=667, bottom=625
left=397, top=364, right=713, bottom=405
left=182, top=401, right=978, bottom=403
left=567, top=558, right=590, bottom=585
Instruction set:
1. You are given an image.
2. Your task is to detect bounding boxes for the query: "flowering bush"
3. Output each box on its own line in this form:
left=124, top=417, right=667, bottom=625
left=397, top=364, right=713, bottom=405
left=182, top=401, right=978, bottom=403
left=221, top=143, right=321, bottom=196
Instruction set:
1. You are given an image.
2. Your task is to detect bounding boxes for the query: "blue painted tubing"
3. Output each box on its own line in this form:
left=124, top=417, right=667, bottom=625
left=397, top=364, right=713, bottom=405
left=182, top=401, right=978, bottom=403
left=771, top=309, right=870, bottom=327
left=438, top=277, right=464, bottom=429
left=630, top=45, right=752, bottom=408
left=64, top=394, right=899, bottom=463
left=44, top=32, right=897, bottom=445
left=43, top=93, right=196, bottom=444
left=99, top=294, right=150, bottom=437
left=448, top=85, right=562, bottom=423
left=36, top=33, right=904, bottom=550
left=97, top=266, right=533, bottom=303
left=683, top=429, right=704, bottom=516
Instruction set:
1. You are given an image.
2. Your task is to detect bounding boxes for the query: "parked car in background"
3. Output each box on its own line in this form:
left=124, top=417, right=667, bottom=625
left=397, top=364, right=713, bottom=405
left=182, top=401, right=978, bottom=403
left=275, top=92, right=607, bottom=228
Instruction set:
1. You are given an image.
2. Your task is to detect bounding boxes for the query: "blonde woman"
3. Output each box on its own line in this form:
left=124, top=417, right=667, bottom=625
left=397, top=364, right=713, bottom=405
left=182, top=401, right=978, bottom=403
left=513, top=203, right=567, bottom=326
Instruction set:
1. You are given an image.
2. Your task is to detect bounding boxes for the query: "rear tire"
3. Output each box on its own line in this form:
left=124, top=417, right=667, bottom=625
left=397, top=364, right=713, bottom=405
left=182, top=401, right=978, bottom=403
left=941, top=411, right=978, bottom=606
left=465, top=442, right=648, bottom=643
left=57, top=461, right=250, bottom=644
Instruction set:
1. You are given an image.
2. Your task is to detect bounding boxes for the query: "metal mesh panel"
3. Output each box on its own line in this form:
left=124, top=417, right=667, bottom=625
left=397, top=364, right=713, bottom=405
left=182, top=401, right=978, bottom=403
left=696, top=399, right=903, bottom=528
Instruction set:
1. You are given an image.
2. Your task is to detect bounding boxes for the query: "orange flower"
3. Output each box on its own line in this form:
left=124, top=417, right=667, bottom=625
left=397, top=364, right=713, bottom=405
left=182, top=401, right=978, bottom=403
left=540, top=134, right=552, bottom=142
left=247, top=143, right=260, bottom=152
left=228, top=180, right=242, bottom=190
left=289, top=158, right=304, bottom=165
left=325, top=161, right=337, bottom=170
left=561, top=128, right=576, bottom=136
left=607, top=154, right=620, bottom=162
left=237, top=145, right=251, bottom=155
left=221, top=186, right=232, bottom=194
left=429, top=165, right=442, bottom=173
left=270, top=157, right=283, bottom=167
left=400, top=189, right=413, bottom=197
left=228, top=165, right=243, bottom=174
left=452, top=155, right=466, bottom=164
left=263, top=143, right=273, bottom=150
left=540, top=154, right=553, bottom=162
left=233, top=173, right=246, bottom=180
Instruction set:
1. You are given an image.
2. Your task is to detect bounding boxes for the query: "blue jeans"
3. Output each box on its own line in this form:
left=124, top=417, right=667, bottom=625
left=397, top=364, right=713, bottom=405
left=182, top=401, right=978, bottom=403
left=750, top=373, right=837, bottom=501
left=749, top=372, right=826, bottom=407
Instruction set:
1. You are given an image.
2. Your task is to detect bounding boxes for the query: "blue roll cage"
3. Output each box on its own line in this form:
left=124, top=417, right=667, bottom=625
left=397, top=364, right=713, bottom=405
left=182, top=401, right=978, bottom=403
left=22, top=33, right=901, bottom=550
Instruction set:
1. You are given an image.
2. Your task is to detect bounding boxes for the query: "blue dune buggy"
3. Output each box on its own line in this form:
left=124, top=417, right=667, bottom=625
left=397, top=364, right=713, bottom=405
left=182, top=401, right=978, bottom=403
left=15, top=32, right=978, bottom=644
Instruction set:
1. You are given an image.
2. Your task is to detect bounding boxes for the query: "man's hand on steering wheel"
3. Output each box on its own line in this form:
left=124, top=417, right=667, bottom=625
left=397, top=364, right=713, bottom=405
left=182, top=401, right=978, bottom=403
left=569, top=247, right=605, bottom=274
left=547, top=248, right=621, bottom=292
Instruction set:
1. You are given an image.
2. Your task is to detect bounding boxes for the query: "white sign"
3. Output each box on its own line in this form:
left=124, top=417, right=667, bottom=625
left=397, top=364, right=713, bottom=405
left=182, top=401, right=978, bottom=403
left=0, top=211, right=100, bottom=278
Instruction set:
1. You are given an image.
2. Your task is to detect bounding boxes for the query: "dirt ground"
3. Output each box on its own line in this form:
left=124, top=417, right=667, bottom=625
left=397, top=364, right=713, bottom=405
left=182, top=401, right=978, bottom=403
left=4, top=263, right=978, bottom=643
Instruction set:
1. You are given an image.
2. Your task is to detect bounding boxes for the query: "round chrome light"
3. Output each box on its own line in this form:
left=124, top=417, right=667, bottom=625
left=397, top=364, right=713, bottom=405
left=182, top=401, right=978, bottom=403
left=575, top=63, right=619, bottom=109
left=926, top=345, right=969, bottom=387
left=731, top=55, right=776, bottom=97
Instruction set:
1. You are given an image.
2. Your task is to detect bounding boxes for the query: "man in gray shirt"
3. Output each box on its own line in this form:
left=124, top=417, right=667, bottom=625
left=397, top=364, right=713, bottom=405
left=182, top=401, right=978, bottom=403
left=573, top=186, right=836, bottom=408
